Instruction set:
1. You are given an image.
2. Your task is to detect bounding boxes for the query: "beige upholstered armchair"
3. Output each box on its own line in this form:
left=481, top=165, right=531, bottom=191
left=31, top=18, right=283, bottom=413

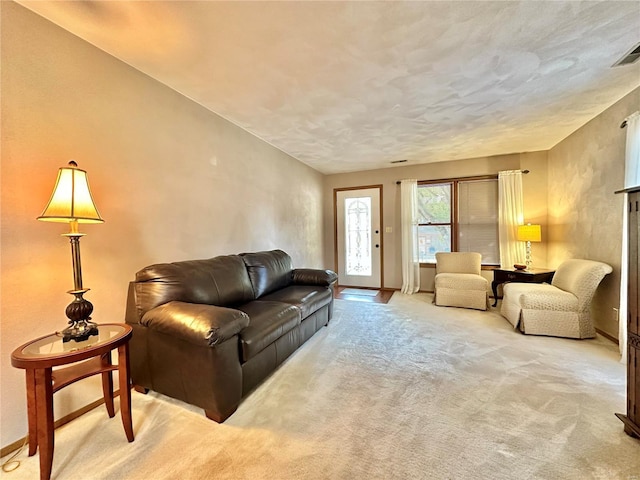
left=434, top=252, right=489, bottom=311
left=500, top=259, right=613, bottom=339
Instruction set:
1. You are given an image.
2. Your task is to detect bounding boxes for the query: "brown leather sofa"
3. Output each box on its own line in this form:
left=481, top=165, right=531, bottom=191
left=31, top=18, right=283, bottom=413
left=125, top=249, right=337, bottom=422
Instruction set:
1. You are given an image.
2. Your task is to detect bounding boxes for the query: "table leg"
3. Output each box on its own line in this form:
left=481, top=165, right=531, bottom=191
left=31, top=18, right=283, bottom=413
left=491, top=280, right=500, bottom=307
left=34, top=368, right=54, bottom=480
left=25, top=369, right=38, bottom=456
left=101, top=353, right=115, bottom=418
left=118, top=343, right=134, bottom=442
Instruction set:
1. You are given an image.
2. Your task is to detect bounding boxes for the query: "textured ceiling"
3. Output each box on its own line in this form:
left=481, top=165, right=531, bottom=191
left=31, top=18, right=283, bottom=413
left=17, top=1, right=640, bottom=174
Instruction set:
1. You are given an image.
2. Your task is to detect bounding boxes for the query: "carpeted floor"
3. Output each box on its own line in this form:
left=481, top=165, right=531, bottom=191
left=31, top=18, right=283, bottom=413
left=3, top=293, right=639, bottom=479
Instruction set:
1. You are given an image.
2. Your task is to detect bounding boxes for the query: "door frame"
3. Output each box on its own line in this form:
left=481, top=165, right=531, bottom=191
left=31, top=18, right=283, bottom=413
left=333, top=184, right=384, bottom=289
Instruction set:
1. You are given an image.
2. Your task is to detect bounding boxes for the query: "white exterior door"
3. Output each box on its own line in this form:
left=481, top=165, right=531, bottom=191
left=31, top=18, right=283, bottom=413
left=335, top=187, right=382, bottom=288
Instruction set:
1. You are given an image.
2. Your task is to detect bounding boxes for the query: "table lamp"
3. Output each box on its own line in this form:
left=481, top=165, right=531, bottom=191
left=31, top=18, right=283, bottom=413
left=517, top=223, right=541, bottom=270
left=38, top=161, right=104, bottom=342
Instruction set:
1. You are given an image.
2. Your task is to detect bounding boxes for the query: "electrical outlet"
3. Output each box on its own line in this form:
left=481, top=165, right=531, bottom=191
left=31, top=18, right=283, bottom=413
left=613, top=307, right=619, bottom=323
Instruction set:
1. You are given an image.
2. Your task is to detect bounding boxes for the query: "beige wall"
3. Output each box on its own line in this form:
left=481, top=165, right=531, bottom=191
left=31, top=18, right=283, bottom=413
left=1, top=3, right=325, bottom=447
left=547, top=87, right=640, bottom=338
left=323, top=152, right=549, bottom=291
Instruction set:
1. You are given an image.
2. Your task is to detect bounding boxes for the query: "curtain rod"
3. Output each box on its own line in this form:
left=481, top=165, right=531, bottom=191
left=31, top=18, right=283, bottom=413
left=621, top=111, right=640, bottom=128
left=395, top=169, right=529, bottom=185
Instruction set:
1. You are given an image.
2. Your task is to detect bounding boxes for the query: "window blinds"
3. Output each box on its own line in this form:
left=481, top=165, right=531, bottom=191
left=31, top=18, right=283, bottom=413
left=457, top=179, right=499, bottom=264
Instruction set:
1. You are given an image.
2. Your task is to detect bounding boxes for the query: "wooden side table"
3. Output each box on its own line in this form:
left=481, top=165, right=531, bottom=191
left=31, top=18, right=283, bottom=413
left=11, top=323, right=134, bottom=480
left=491, top=268, right=555, bottom=307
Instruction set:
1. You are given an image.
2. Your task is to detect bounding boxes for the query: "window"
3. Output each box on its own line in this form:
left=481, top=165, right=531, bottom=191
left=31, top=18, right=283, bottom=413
left=417, top=177, right=499, bottom=264
left=417, top=183, right=452, bottom=262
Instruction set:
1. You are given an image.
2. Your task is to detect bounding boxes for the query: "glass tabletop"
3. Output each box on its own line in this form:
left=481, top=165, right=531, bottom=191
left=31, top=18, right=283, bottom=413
left=18, top=324, right=127, bottom=358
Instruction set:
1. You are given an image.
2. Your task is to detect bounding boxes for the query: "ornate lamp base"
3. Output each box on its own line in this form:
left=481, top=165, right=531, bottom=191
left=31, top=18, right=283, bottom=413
left=61, top=321, right=99, bottom=343
left=524, top=240, right=533, bottom=271
left=62, top=290, right=99, bottom=343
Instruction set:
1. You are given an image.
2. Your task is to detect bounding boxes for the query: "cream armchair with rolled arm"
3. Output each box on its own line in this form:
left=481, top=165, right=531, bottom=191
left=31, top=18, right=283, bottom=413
left=434, top=252, right=489, bottom=311
left=500, top=259, right=613, bottom=339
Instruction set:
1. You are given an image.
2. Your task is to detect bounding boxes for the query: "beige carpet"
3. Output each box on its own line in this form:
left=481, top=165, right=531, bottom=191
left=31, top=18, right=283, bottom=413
left=3, top=293, right=639, bottom=479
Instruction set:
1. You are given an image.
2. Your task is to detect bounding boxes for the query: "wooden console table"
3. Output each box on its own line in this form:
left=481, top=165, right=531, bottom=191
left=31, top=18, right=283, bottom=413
left=11, top=323, right=134, bottom=480
left=491, top=268, right=555, bottom=307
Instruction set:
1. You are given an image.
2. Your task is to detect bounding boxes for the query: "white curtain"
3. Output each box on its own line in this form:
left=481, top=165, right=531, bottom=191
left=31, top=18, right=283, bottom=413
left=400, top=179, right=420, bottom=294
left=619, top=110, right=640, bottom=361
left=498, top=170, right=526, bottom=268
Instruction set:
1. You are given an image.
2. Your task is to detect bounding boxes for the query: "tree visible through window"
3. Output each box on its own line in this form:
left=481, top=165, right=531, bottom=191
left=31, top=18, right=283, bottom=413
left=417, top=178, right=499, bottom=264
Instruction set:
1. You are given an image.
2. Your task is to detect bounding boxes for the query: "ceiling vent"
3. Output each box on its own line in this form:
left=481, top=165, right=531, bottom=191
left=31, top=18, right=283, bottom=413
left=613, top=42, right=640, bottom=67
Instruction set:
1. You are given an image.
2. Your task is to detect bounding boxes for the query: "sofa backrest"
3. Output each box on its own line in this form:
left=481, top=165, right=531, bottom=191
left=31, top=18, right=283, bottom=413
left=241, top=249, right=293, bottom=298
left=551, top=259, right=613, bottom=311
left=435, top=252, right=482, bottom=275
left=133, top=254, right=255, bottom=320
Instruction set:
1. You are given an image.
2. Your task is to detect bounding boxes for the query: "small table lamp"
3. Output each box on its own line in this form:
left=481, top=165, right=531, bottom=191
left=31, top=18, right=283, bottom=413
left=38, top=161, right=104, bottom=342
left=517, top=223, right=541, bottom=270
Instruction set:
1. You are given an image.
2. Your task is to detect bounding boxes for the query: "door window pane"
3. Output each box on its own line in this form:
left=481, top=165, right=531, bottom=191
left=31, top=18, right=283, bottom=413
left=345, top=197, right=372, bottom=276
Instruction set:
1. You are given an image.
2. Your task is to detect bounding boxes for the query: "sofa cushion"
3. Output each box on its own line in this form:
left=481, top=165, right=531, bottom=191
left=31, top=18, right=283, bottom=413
left=260, top=285, right=332, bottom=318
left=241, top=250, right=293, bottom=298
left=503, top=283, right=578, bottom=311
left=134, top=255, right=255, bottom=317
left=237, top=301, right=301, bottom=362
left=435, top=273, right=487, bottom=291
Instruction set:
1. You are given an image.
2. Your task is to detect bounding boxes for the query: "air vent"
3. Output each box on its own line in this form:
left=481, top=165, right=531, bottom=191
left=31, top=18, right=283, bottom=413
left=613, top=42, right=640, bottom=67
left=390, top=159, right=408, bottom=164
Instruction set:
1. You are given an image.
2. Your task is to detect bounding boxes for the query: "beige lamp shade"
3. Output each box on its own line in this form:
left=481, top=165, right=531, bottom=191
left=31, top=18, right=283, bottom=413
left=517, top=224, right=541, bottom=242
left=38, top=161, right=104, bottom=224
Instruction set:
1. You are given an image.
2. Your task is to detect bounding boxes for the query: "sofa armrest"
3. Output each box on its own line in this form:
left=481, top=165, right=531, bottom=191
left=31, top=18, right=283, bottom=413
left=292, top=268, right=338, bottom=286
left=141, top=301, right=250, bottom=347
